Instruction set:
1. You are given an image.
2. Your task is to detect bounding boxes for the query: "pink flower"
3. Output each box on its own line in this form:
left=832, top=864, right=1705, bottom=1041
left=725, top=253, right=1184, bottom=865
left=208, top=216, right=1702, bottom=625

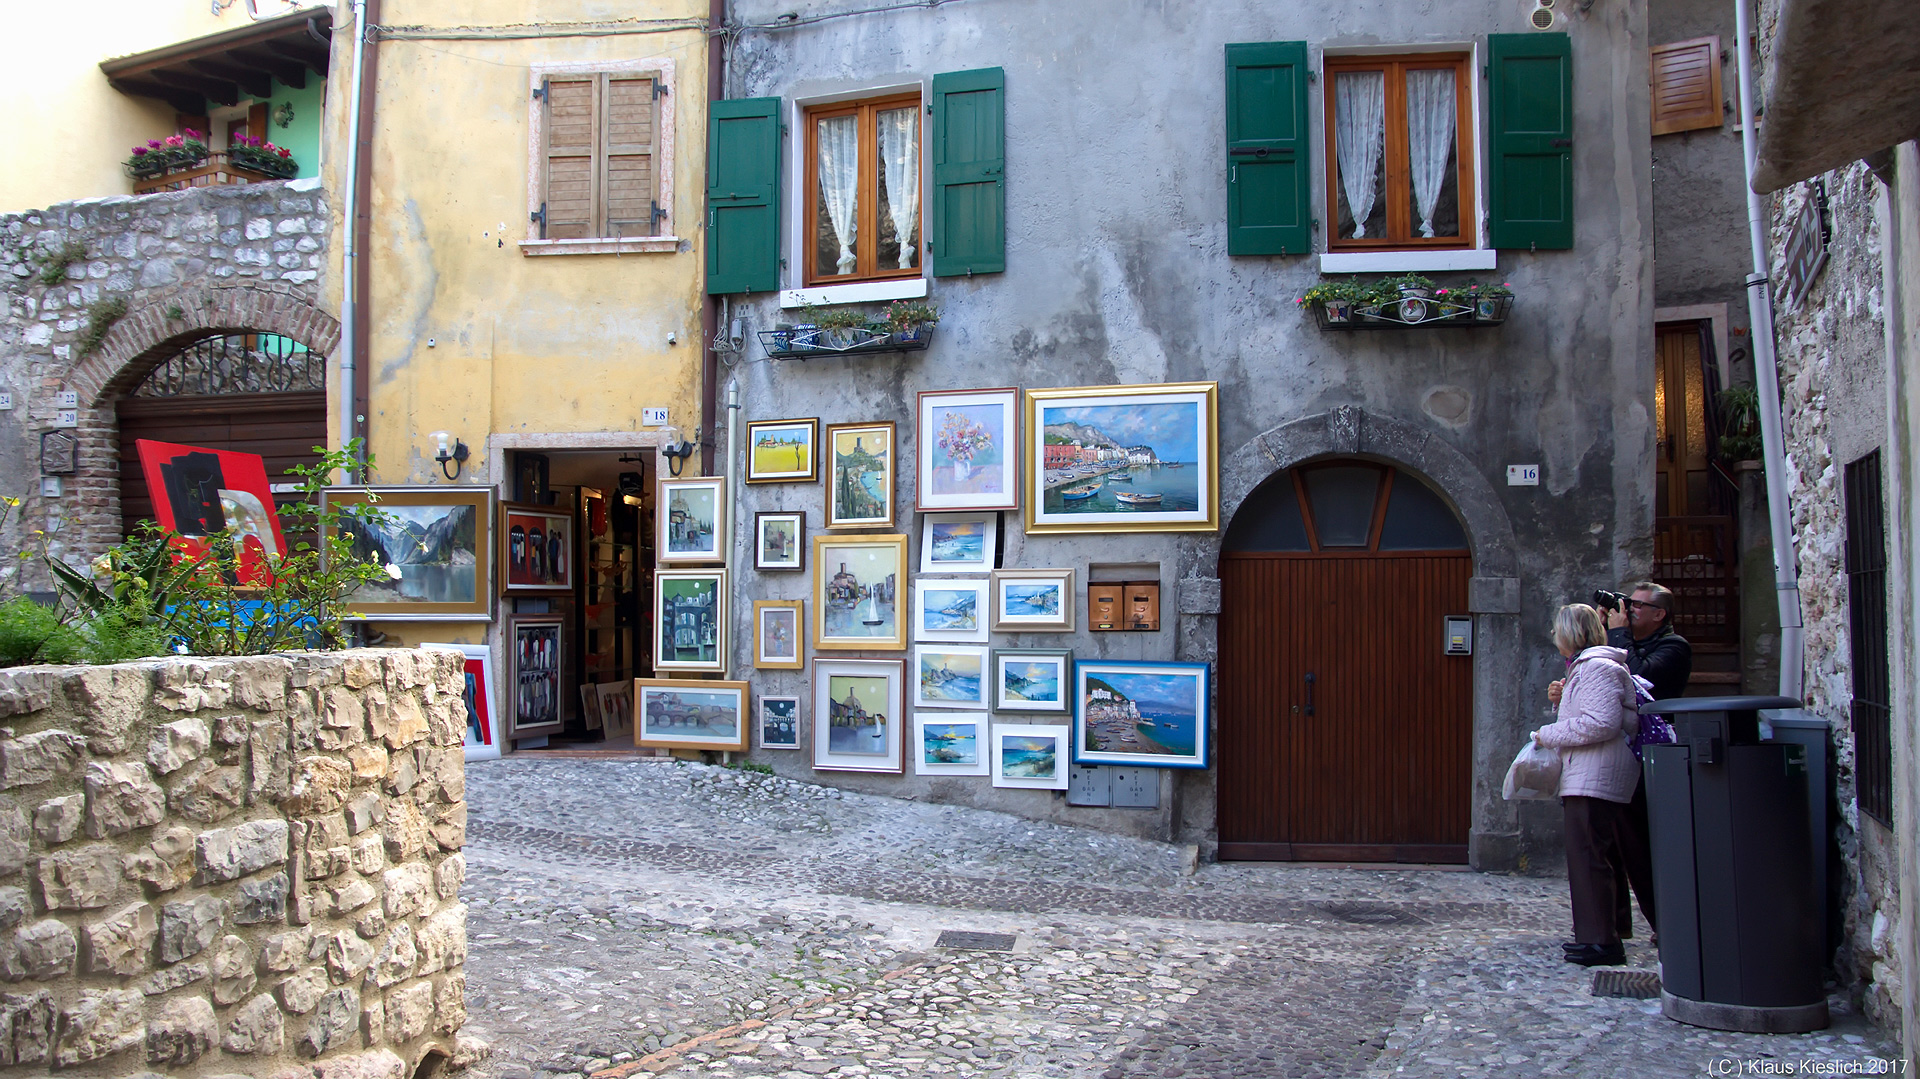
left=131, top=146, right=147, bottom=155
left=182, top=128, right=203, bottom=139
left=278, top=148, right=292, bottom=159
left=147, top=139, right=163, bottom=149
left=164, top=135, right=182, bottom=147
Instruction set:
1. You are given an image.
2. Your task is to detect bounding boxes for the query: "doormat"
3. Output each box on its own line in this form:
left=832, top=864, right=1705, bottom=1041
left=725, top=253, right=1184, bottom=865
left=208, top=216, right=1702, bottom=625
left=936, top=930, right=1017, bottom=951
left=1591, top=970, right=1661, bottom=998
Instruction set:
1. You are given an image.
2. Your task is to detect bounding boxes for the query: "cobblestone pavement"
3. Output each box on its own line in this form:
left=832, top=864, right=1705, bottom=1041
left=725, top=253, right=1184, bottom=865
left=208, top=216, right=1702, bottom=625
left=455, top=758, right=1897, bottom=1079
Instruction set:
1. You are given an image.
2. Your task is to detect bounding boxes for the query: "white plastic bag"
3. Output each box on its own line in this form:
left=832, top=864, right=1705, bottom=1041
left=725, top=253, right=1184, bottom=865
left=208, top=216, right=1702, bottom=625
left=1502, top=740, right=1563, bottom=801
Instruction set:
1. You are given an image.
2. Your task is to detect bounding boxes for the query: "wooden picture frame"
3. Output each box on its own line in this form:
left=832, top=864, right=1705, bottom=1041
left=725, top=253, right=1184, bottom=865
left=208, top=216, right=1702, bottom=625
left=918, top=511, right=998, bottom=574
left=635, top=678, right=750, bottom=751
left=812, top=534, right=908, bottom=650
left=595, top=681, right=634, bottom=742
left=505, top=614, right=565, bottom=738
left=657, top=476, right=726, bottom=564
left=825, top=421, right=896, bottom=528
left=746, top=418, right=821, bottom=483
left=1022, top=382, right=1219, bottom=534
left=759, top=695, right=802, bottom=750
left=753, top=599, right=805, bottom=669
left=424, top=643, right=499, bottom=761
left=991, top=647, right=1072, bottom=714
left=912, top=644, right=989, bottom=710
left=499, top=501, right=574, bottom=594
left=322, top=487, right=493, bottom=620
left=991, top=568, right=1076, bottom=632
left=916, top=388, right=1020, bottom=511
left=991, top=722, right=1071, bottom=790
left=812, top=658, right=905, bottom=773
left=912, top=713, right=990, bottom=776
left=912, top=579, right=990, bottom=643
left=754, top=511, right=806, bottom=572
left=653, top=569, right=728, bottom=673
left=1071, top=659, right=1212, bottom=769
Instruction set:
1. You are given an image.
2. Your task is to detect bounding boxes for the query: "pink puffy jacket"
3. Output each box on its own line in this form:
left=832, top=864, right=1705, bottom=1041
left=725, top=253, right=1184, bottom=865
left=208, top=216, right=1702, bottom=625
left=1535, top=645, right=1642, bottom=803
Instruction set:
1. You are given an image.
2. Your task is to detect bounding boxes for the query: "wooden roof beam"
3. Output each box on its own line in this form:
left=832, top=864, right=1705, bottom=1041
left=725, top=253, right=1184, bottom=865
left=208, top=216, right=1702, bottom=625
left=108, top=79, right=204, bottom=117
left=260, top=38, right=330, bottom=78
left=144, top=69, right=241, bottom=108
left=227, top=46, right=307, bottom=90
left=181, top=58, right=273, bottom=101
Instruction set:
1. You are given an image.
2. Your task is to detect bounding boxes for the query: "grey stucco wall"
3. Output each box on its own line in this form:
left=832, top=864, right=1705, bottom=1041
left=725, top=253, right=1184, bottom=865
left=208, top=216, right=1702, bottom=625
left=1650, top=0, right=1752, bottom=328
left=720, top=0, right=1655, bottom=871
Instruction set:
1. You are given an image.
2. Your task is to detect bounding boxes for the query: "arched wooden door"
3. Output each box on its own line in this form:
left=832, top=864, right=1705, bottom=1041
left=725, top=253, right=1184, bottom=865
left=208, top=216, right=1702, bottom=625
left=1217, top=461, right=1473, bottom=862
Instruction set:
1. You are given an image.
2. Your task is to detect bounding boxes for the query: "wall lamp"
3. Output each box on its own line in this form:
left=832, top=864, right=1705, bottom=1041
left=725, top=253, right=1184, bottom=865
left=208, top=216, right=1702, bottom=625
left=429, top=431, right=469, bottom=480
left=658, top=426, right=695, bottom=477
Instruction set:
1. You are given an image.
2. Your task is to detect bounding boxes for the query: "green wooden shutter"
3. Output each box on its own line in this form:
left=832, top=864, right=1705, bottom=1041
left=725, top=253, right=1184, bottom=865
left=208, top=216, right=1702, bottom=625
left=1488, top=33, right=1574, bottom=250
left=1225, top=41, right=1311, bottom=256
left=706, top=97, right=781, bottom=295
left=930, top=67, right=1005, bottom=277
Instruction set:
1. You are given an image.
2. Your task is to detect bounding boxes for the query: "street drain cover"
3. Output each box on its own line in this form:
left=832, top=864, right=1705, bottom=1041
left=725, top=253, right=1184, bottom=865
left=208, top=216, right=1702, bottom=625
left=1592, top=970, right=1661, bottom=999
left=1317, top=902, right=1430, bottom=926
left=937, top=930, right=1017, bottom=951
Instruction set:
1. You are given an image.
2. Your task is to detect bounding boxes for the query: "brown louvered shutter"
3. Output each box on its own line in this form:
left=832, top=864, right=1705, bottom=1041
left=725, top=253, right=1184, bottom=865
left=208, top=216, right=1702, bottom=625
left=603, top=75, right=659, bottom=237
left=1651, top=37, right=1722, bottom=136
left=543, top=76, right=598, bottom=239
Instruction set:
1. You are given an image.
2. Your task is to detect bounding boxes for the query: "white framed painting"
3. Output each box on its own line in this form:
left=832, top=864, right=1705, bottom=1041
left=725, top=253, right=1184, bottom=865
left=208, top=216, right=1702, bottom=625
left=917, top=388, right=1019, bottom=512
left=991, top=723, right=1071, bottom=790
left=990, top=568, right=1075, bottom=632
left=991, top=647, right=1071, bottom=714
left=812, top=658, right=905, bottom=773
left=913, top=713, right=990, bottom=776
left=918, top=512, right=998, bottom=574
left=912, top=579, right=990, bottom=643
left=425, top=643, right=499, bottom=762
left=657, top=477, right=726, bottom=564
left=913, top=644, right=989, bottom=710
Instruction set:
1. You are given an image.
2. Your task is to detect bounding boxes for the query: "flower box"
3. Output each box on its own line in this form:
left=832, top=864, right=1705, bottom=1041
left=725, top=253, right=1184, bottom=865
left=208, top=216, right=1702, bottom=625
left=1310, top=292, right=1511, bottom=330
left=760, top=323, right=935, bottom=360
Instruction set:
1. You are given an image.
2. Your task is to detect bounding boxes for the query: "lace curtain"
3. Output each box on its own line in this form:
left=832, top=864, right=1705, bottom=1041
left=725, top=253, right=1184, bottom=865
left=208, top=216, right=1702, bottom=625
left=1334, top=71, right=1386, bottom=239
left=878, top=108, right=920, bottom=269
left=817, top=114, right=860, bottom=275
left=1406, top=69, right=1457, bottom=238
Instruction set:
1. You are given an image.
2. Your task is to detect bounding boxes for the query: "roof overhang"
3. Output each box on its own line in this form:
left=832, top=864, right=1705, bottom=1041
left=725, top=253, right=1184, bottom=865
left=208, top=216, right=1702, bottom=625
left=99, top=7, right=333, bottom=116
left=1752, top=0, right=1920, bottom=192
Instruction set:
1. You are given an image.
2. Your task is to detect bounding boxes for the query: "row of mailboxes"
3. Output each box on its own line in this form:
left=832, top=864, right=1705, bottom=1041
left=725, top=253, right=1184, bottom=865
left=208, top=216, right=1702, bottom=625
left=1088, top=581, right=1160, bottom=631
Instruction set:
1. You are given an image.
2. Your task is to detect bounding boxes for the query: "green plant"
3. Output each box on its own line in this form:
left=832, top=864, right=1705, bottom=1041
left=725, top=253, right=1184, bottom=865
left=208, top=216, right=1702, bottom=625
left=124, top=130, right=209, bottom=177
left=1375, top=273, right=1437, bottom=298
left=164, top=305, right=185, bottom=320
left=1461, top=279, right=1514, bottom=299
left=0, top=597, right=86, bottom=666
left=1299, top=279, right=1369, bottom=305
left=78, top=296, right=129, bottom=356
left=883, top=300, right=940, bottom=332
left=726, top=760, right=774, bottom=775
left=36, top=241, right=87, bottom=287
left=1717, top=383, right=1764, bottom=460
left=811, top=307, right=875, bottom=331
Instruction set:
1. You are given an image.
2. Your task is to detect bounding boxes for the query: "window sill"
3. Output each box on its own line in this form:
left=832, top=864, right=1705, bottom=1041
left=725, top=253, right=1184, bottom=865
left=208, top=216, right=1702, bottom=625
left=780, top=278, right=928, bottom=309
left=1318, top=249, right=1498, bottom=273
left=519, top=237, right=683, bottom=257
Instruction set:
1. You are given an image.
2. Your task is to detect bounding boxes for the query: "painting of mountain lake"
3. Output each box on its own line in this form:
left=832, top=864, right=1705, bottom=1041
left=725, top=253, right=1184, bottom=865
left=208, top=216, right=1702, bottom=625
left=917, top=389, right=1018, bottom=511
left=1025, top=384, right=1218, bottom=533
left=914, top=646, right=987, bottom=709
left=1072, top=661, right=1212, bottom=769
left=326, top=488, right=491, bottom=619
left=991, top=723, right=1070, bottom=789
left=993, top=648, right=1070, bottom=713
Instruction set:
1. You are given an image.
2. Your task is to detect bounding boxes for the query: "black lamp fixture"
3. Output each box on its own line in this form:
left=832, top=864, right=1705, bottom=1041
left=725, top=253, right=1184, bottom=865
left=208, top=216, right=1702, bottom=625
left=429, top=431, right=469, bottom=480
left=658, top=426, right=695, bottom=477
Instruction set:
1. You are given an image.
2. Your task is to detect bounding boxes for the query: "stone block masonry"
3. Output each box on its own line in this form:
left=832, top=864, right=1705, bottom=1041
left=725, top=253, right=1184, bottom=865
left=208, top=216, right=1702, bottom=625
left=0, top=648, right=467, bottom=1077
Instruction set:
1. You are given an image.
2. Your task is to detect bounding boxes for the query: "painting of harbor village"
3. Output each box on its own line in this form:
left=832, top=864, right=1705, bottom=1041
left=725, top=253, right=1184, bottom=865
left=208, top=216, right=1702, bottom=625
left=913, top=716, right=988, bottom=775
left=992, top=569, right=1074, bottom=631
left=811, top=658, right=905, bottom=773
left=1072, top=661, right=1211, bottom=768
left=827, top=422, right=895, bottom=527
left=813, top=535, right=907, bottom=649
left=914, top=646, right=987, bottom=709
left=917, top=389, right=1018, bottom=511
left=1025, top=384, right=1218, bottom=533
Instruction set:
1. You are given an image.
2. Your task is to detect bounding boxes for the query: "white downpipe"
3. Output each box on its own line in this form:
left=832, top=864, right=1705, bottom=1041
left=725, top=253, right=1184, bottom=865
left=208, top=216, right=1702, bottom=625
left=725, top=379, right=740, bottom=701
left=1733, top=0, right=1805, bottom=700
left=337, top=0, right=369, bottom=477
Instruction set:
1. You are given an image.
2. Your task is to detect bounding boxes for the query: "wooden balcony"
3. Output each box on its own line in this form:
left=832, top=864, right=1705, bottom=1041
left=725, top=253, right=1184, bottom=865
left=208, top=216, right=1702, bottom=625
left=132, top=153, right=286, bottom=195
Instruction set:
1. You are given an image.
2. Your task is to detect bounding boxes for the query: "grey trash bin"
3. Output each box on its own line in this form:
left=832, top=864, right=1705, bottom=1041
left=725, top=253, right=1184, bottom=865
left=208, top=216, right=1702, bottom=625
left=1642, top=695, right=1828, bottom=1033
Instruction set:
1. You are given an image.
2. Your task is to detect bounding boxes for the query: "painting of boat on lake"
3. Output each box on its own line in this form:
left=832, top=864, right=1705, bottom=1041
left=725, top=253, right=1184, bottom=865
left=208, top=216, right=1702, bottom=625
left=991, top=723, right=1070, bottom=789
left=812, top=659, right=904, bottom=772
left=814, top=535, right=906, bottom=649
left=914, top=646, right=986, bottom=709
left=1072, top=661, right=1211, bottom=769
left=826, top=674, right=891, bottom=755
left=1025, top=384, right=1218, bottom=534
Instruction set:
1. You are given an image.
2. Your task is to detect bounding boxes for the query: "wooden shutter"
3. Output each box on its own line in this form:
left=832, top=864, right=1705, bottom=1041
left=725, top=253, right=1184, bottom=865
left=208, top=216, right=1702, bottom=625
left=1225, top=42, right=1311, bottom=256
left=605, top=75, right=659, bottom=237
left=929, top=67, right=1006, bottom=277
left=543, top=76, right=598, bottom=240
left=705, top=97, right=782, bottom=295
left=1488, top=33, right=1574, bottom=250
left=1651, top=37, right=1723, bottom=136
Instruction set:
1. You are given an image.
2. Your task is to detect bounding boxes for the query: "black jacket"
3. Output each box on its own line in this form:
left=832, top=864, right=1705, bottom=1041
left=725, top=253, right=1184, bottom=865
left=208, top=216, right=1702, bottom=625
left=1608, top=624, right=1692, bottom=701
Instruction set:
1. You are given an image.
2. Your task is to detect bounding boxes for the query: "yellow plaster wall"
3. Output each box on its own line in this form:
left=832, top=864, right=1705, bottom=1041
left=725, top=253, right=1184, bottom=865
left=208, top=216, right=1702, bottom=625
left=0, top=1, right=261, bottom=212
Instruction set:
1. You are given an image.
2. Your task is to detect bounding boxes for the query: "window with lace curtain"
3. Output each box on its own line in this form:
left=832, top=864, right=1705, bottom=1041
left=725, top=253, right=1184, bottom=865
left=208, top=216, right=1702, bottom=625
left=1324, top=53, right=1476, bottom=250
left=804, top=93, right=924, bottom=286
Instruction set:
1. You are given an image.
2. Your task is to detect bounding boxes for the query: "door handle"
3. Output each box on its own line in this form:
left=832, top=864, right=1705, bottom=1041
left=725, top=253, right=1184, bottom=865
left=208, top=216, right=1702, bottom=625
left=1304, top=672, right=1316, bottom=717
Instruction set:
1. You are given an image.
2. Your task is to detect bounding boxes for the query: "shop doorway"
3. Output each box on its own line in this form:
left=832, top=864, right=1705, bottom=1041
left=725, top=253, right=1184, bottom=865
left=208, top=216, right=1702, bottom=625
left=1215, top=461, right=1473, bottom=862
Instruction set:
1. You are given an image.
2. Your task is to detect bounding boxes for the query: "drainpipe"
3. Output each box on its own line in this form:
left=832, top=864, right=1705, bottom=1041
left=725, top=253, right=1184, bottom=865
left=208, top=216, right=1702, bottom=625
left=1733, top=0, right=1805, bottom=699
left=337, top=0, right=376, bottom=479
left=699, top=0, right=725, bottom=475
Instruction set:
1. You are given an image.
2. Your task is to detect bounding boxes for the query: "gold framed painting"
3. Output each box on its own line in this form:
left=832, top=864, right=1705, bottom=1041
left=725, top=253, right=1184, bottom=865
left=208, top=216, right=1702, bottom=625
left=634, top=678, right=750, bottom=751
left=753, top=599, right=805, bottom=669
left=321, top=486, right=493, bottom=620
left=746, top=418, right=820, bottom=483
left=825, top=421, right=896, bottom=528
left=812, top=533, right=908, bottom=650
left=1022, top=382, right=1219, bottom=534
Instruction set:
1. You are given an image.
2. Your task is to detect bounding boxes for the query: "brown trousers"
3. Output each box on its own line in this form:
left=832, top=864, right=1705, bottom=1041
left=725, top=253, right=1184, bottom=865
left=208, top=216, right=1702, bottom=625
left=1563, top=794, right=1657, bottom=945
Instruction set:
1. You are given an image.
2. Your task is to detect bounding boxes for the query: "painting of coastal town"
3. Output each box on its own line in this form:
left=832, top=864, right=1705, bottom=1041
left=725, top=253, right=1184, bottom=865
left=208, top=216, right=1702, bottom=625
left=827, top=422, right=896, bottom=528
left=913, top=715, right=988, bottom=775
left=1025, top=384, right=1218, bottom=533
left=1072, top=661, right=1211, bottom=768
left=813, top=535, right=907, bottom=649
left=635, top=679, right=749, bottom=751
left=913, top=581, right=988, bottom=642
left=825, top=675, right=890, bottom=756
left=658, top=478, right=724, bottom=563
left=993, top=649, right=1070, bottom=713
left=758, top=695, right=800, bottom=749
left=747, top=418, right=818, bottom=482
left=812, top=659, right=904, bottom=772
left=914, top=646, right=987, bottom=709
left=991, top=724, right=1070, bottom=789
left=917, top=389, right=1018, bottom=511
left=919, top=512, right=997, bottom=573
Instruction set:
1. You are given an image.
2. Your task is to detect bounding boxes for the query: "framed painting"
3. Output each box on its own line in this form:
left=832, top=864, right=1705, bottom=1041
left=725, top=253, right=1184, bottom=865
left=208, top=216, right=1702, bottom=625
left=578, top=682, right=605, bottom=730
left=912, top=579, right=990, bottom=643
left=425, top=643, right=499, bottom=762
left=1072, top=659, right=1212, bottom=769
left=499, top=502, right=574, bottom=594
left=635, top=678, right=750, bottom=751
left=657, top=477, right=726, bottom=564
left=1022, top=382, right=1219, bottom=534
left=812, top=658, right=905, bottom=773
left=991, top=647, right=1072, bottom=714
left=912, top=644, right=989, bottom=710
left=753, top=599, right=805, bottom=669
left=811, top=534, right=908, bottom=650
left=916, top=388, right=1019, bottom=511
left=135, top=440, right=287, bottom=586
left=913, top=714, right=990, bottom=776
left=918, top=512, right=998, bottom=574
left=322, top=487, right=492, bottom=620
left=596, top=681, right=634, bottom=742
left=825, top=421, right=896, bottom=528
left=991, top=723, right=1071, bottom=790
left=505, top=614, right=565, bottom=738
left=754, top=511, right=805, bottom=572
left=991, top=568, right=1075, bottom=632
left=747, top=418, right=820, bottom=483
left=654, top=569, right=728, bottom=673
left=759, top=695, right=802, bottom=750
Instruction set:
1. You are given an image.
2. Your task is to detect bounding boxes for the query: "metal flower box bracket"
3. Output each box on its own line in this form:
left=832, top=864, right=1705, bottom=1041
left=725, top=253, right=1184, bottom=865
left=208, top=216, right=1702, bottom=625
left=759, top=324, right=935, bottom=360
left=1311, top=293, right=1512, bottom=330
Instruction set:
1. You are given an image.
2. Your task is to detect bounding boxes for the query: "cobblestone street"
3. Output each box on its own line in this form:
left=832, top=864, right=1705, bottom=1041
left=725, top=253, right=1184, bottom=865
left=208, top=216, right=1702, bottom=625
left=457, top=758, right=1896, bottom=1079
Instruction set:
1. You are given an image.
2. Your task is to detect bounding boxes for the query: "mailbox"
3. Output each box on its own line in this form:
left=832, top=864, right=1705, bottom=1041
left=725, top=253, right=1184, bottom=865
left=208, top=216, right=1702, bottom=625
left=1090, top=581, right=1159, bottom=631
left=1088, top=583, right=1123, bottom=630
left=1125, top=582, right=1160, bottom=631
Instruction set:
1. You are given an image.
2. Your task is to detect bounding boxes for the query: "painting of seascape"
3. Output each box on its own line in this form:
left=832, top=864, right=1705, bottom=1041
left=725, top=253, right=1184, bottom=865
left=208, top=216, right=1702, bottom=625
left=992, top=723, right=1070, bottom=788
left=923, top=722, right=978, bottom=764
left=994, top=650, right=1069, bottom=713
left=1072, top=661, right=1212, bottom=768
left=921, top=587, right=979, bottom=631
left=915, top=646, right=987, bottom=708
left=1003, top=584, right=1059, bottom=616
left=919, top=512, right=998, bottom=573
left=1025, top=384, right=1218, bottom=534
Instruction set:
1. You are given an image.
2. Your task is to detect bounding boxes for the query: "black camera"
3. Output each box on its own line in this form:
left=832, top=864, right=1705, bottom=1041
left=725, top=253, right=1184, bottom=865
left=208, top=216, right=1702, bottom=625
left=1592, top=589, right=1629, bottom=613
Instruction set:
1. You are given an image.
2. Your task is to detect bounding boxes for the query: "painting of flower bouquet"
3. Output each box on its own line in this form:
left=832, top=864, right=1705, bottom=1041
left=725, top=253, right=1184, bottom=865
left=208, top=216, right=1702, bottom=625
left=917, top=389, right=1018, bottom=511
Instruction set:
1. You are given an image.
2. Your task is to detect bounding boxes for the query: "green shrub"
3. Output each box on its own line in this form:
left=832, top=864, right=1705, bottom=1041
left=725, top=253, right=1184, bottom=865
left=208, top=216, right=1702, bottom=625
left=78, top=296, right=129, bottom=356
left=35, top=241, right=87, bottom=287
left=0, top=597, right=86, bottom=666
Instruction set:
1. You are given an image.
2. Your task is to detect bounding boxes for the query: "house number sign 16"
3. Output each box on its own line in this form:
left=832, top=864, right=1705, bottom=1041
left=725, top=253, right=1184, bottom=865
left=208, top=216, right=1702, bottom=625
left=1506, top=464, right=1541, bottom=486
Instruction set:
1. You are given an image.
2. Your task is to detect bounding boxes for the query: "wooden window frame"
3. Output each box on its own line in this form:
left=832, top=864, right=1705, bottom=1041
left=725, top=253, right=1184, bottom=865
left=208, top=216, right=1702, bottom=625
left=1323, top=53, right=1477, bottom=251
left=803, top=92, right=925, bottom=287
left=522, top=57, right=679, bottom=257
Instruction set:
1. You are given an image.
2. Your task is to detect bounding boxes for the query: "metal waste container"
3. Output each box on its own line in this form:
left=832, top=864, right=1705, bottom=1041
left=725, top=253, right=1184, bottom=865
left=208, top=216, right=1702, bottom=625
left=1642, top=695, right=1828, bottom=1033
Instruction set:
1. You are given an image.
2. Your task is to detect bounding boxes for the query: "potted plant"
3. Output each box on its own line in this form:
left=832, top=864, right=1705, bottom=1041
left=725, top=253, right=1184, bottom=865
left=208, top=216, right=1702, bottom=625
left=1382, top=273, right=1437, bottom=300
left=1716, top=383, right=1764, bottom=461
left=812, top=306, right=876, bottom=349
left=884, top=300, right=940, bottom=342
left=124, top=129, right=209, bottom=179
left=1300, top=280, right=1368, bottom=323
left=1461, top=280, right=1514, bottom=321
left=228, top=134, right=298, bottom=179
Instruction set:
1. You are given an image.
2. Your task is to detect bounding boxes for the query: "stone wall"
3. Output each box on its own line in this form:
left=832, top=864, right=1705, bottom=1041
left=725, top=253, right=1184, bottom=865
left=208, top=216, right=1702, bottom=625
left=0, top=648, right=467, bottom=1077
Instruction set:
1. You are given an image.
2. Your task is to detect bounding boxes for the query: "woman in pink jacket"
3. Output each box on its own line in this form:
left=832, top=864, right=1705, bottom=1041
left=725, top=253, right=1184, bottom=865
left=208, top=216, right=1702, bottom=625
left=1531, top=603, right=1654, bottom=967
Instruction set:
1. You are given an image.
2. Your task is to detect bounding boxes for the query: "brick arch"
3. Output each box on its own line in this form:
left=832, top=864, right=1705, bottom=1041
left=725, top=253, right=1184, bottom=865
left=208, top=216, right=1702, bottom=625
left=68, top=282, right=340, bottom=408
